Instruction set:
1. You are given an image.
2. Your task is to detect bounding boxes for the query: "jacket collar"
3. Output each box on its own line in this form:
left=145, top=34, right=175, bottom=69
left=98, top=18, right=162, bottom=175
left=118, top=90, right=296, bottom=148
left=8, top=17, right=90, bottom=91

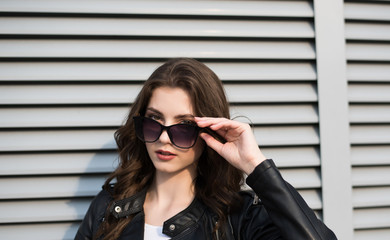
left=109, top=189, right=207, bottom=238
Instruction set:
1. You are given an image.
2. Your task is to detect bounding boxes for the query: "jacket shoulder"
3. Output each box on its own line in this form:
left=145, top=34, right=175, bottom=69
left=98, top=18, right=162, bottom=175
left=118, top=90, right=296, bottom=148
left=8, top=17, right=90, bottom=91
left=75, top=187, right=113, bottom=240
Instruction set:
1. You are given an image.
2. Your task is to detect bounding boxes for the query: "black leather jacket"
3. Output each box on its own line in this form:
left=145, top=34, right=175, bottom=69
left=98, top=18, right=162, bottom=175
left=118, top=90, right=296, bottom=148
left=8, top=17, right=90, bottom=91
left=75, top=159, right=337, bottom=240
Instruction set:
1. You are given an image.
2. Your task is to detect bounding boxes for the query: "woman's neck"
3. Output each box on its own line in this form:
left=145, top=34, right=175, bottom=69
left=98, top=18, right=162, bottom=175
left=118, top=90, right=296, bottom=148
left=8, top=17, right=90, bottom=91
left=144, top=168, right=196, bottom=226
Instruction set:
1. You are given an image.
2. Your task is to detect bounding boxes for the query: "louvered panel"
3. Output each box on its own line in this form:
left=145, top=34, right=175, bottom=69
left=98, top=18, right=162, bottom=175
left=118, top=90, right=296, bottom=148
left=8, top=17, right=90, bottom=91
left=279, top=168, right=321, bottom=189
left=350, top=125, right=390, bottom=145
left=0, top=0, right=325, bottom=238
left=0, top=126, right=318, bottom=152
left=254, top=125, right=319, bottom=146
left=352, top=166, right=390, bottom=187
left=347, top=63, right=390, bottom=82
left=0, top=62, right=317, bottom=82
left=345, top=22, right=390, bottom=41
left=230, top=104, right=318, bottom=125
left=355, top=229, right=390, bottom=240
left=344, top=2, right=390, bottom=21
left=0, top=17, right=314, bottom=39
left=0, top=106, right=127, bottom=128
left=349, top=84, right=390, bottom=103
left=0, top=152, right=117, bottom=175
left=351, top=145, right=390, bottom=166
left=347, top=43, right=390, bottom=61
left=0, top=129, right=116, bottom=152
left=353, top=186, right=390, bottom=208
left=0, top=176, right=105, bottom=199
left=0, top=83, right=317, bottom=105
left=0, top=199, right=90, bottom=223
left=0, top=104, right=317, bottom=128
left=0, top=223, right=78, bottom=240
left=0, top=39, right=315, bottom=60
left=263, top=146, right=320, bottom=168
left=353, top=207, right=390, bottom=229
left=350, top=105, right=390, bottom=124
left=0, top=0, right=314, bottom=17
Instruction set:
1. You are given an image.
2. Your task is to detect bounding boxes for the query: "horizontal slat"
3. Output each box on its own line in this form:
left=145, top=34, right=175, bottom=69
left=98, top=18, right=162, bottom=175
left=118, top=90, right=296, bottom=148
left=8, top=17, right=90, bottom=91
left=0, top=62, right=317, bottom=82
left=0, top=105, right=156, bottom=127
left=0, top=39, right=316, bottom=59
left=355, top=228, right=390, bottom=240
left=0, top=106, right=127, bottom=128
left=254, top=125, right=319, bottom=146
left=0, top=104, right=317, bottom=128
left=352, top=166, right=390, bottom=187
left=349, top=84, right=390, bottom=103
left=347, top=43, right=390, bottom=61
left=225, top=83, right=317, bottom=103
left=0, top=146, right=320, bottom=176
left=0, top=129, right=117, bottom=151
left=347, top=63, right=390, bottom=82
left=345, top=2, right=390, bottom=21
left=0, top=125, right=318, bottom=152
left=279, top=168, right=321, bottom=189
left=345, top=22, right=390, bottom=41
left=350, top=125, right=390, bottom=145
left=349, top=104, right=390, bottom=123
left=351, top=145, right=390, bottom=166
left=0, top=17, right=314, bottom=38
left=0, top=84, right=143, bottom=105
left=353, top=186, right=390, bottom=208
left=353, top=207, right=390, bottom=229
left=0, top=176, right=105, bottom=199
left=0, top=0, right=314, bottom=17
left=1, top=180, right=322, bottom=209
left=0, top=222, right=79, bottom=240
left=263, top=146, right=320, bottom=168
left=0, top=190, right=320, bottom=226
left=0, top=83, right=317, bottom=105
left=230, top=104, right=318, bottom=125
left=0, top=152, right=117, bottom=175
left=0, top=199, right=90, bottom=223
left=298, top=189, right=322, bottom=210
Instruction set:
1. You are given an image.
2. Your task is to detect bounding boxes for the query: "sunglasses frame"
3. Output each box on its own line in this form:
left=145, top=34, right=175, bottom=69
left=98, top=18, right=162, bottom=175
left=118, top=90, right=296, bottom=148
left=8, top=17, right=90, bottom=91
left=133, top=116, right=203, bottom=149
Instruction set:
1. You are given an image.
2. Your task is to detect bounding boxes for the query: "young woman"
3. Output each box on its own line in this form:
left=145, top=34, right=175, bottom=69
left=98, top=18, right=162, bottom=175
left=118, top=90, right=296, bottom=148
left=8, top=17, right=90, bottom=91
left=75, top=58, right=337, bottom=240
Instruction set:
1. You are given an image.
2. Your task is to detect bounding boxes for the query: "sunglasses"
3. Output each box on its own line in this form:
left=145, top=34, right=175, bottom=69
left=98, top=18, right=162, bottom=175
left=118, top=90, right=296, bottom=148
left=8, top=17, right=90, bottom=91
left=133, top=116, right=202, bottom=149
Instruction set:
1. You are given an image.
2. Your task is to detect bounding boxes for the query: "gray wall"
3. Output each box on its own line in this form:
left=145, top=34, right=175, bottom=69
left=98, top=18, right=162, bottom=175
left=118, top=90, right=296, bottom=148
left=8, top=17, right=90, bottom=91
left=0, top=0, right=389, bottom=239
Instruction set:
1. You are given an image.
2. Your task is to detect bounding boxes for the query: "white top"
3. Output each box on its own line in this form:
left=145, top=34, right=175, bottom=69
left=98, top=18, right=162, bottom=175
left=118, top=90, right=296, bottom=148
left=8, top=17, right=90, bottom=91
left=144, top=223, right=170, bottom=240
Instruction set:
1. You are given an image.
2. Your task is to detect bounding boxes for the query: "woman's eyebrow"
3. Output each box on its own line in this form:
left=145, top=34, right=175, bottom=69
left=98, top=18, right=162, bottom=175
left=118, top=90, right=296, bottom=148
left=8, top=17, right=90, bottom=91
left=146, top=107, right=194, bottom=119
left=175, top=114, right=195, bottom=119
left=145, top=107, right=162, bottom=115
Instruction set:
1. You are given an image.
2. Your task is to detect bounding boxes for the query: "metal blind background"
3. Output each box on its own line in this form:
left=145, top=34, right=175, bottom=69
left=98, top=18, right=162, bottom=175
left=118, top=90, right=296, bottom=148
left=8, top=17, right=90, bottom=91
left=1, top=0, right=387, bottom=239
left=345, top=1, right=390, bottom=239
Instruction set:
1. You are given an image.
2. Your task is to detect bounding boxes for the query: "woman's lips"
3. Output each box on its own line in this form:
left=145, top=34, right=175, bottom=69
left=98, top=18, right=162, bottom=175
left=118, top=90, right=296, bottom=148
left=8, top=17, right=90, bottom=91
left=156, top=150, right=176, bottom=161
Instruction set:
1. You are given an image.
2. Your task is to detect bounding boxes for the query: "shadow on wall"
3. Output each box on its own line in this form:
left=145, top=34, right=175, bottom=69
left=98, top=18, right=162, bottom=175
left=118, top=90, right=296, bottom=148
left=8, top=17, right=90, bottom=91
left=64, top=140, right=119, bottom=240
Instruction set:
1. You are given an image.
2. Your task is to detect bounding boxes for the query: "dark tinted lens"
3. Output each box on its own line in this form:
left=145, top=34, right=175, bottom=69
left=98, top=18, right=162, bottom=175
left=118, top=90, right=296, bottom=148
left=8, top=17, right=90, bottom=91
left=142, top=117, right=162, bottom=142
left=170, top=124, right=198, bottom=148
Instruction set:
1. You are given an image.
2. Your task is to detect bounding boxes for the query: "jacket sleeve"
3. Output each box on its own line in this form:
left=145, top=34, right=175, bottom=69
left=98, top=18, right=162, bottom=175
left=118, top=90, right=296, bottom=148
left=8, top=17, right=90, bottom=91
left=74, top=190, right=111, bottom=240
left=245, top=159, right=337, bottom=240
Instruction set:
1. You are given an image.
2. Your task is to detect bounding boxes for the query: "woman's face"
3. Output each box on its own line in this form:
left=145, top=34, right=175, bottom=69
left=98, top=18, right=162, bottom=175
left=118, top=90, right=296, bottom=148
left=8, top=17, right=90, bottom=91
left=144, top=86, right=204, bottom=176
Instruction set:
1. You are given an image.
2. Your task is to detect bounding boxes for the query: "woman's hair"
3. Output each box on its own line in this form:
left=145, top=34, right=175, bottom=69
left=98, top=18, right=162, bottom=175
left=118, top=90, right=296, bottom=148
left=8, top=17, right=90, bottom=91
left=96, top=58, right=244, bottom=239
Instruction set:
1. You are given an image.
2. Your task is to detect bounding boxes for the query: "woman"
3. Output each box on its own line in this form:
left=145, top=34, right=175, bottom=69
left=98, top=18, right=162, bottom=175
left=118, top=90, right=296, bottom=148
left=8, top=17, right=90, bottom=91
left=75, top=58, right=337, bottom=240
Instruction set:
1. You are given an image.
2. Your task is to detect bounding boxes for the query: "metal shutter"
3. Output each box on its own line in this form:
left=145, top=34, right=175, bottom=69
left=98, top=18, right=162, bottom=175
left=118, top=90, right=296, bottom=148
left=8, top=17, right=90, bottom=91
left=0, top=0, right=353, bottom=239
left=345, top=1, right=390, bottom=239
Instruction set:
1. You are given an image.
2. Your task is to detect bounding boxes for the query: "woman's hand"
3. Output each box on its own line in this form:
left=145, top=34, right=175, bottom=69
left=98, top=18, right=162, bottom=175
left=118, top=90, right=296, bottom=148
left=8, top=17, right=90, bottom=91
left=195, top=117, right=267, bottom=175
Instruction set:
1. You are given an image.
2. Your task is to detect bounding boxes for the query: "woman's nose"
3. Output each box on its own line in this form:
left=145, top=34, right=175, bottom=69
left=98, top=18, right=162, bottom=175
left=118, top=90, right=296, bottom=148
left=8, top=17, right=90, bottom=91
left=158, top=129, right=171, bottom=145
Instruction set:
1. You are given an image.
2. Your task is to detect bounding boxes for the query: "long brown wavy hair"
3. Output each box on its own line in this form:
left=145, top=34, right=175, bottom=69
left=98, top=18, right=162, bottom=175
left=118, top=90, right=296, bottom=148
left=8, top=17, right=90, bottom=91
left=95, top=58, right=244, bottom=239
